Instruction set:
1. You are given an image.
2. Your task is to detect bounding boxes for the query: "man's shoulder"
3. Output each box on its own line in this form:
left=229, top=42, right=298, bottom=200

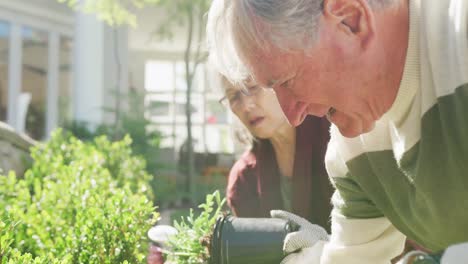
left=326, top=123, right=396, bottom=178
left=328, top=124, right=393, bottom=160
left=419, top=0, right=468, bottom=97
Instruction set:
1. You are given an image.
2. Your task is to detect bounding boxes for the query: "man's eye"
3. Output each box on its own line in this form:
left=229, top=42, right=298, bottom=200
left=280, top=79, right=292, bottom=89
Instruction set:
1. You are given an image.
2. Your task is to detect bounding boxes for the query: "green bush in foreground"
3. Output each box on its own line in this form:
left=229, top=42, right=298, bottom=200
left=0, top=218, right=67, bottom=263
left=0, top=130, right=158, bottom=263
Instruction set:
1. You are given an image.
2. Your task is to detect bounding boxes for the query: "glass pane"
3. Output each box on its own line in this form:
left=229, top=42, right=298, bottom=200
left=173, top=93, right=203, bottom=124
left=205, top=100, right=229, bottom=124
left=145, top=93, right=173, bottom=123
left=150, top=124, right=174, bottom=149
left=194, top=64, right=206, bottom=92
left=0, top=21, right=9, bottom=122
left=58, top=36, right=73, bottom=126
left=148, top=100, right=170, bottom=116
left=175, top=61, right=204, bottom=92
left=174, top=124, right=204, bottom=153
left=145, top=61, right=174, bottom=92
left=22, top=26, right=48, bottom=139
left=205, top=125, right=234, bottom=153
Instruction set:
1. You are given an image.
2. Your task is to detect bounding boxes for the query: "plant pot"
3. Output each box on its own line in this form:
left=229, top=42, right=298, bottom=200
left=210, top=215, right=298, bottom=264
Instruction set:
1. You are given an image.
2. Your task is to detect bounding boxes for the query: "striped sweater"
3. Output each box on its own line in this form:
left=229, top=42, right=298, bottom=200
left=318, top=0, right=468, bottom=263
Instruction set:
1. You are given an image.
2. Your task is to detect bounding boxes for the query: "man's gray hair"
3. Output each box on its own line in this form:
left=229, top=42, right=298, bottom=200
left=207, top=0, right=397, bottom=83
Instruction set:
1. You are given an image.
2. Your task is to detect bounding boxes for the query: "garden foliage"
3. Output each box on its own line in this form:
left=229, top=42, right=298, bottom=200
left=64, top=89, right=164, bottom=178
left=57, top=0, right=160, bottom=27
left=0, top=130, right=158, bottom=263
left=165, top=190, right=226, bottom=264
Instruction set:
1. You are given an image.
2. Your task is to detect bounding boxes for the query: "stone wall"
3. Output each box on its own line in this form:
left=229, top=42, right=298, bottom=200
left=0, top=122, right=36, bottom=177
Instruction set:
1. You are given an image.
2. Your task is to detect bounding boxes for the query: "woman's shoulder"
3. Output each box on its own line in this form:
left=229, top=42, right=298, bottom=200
left=227, top=150, right=259, bottom=197
left=229, top=150, right=257, bottom=180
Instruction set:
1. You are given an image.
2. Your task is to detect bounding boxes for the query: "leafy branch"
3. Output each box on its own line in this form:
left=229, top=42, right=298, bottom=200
left=57, top=0, right=161, bottom=27
left=165, top=190, right=226, bottom=264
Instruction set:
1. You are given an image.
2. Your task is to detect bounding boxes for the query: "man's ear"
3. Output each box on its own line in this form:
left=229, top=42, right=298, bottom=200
left=322, top=0, right=375, bottom=48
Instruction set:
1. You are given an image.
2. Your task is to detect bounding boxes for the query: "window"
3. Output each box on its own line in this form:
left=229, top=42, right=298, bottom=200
left=22, top=26, right=48, bottom=139
left=145, top=93, right=173, bottom=123
left=205, top=99, right=228, bottom=124
left=0, top=21, right=9, bottom=122
left=145, top=61, right=174, bottom=92
left=144, top=60, right=234, bottom=153
left=174, top=62, right=205, bottom=92
left=173, top=93, right=203, bottom=124
left=58, top=36, right=73, bottom=126
left=148, top=124, right=174, bottom=149
left=0, top=5, right=74, bottom=140
left=205, top=125, right=234, bottom=153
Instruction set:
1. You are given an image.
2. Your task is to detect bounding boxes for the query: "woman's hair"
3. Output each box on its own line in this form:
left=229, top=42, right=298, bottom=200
left=218, top=74, right=257, bottom=149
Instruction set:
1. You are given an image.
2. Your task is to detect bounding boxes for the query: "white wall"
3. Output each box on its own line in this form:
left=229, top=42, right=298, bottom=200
left=73, top=13, right=129, bottom=128
left=129, top=6, right=192, bottom=53
left=73, top=12, right=105, bottom=127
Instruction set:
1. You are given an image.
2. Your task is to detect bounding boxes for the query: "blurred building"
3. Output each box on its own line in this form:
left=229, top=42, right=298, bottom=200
left=0, top=0, right=236, bottom=167
left=0, top=0, right=73, bottom=140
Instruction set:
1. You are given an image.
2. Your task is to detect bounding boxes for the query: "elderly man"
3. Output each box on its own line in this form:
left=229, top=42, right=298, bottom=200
left=207, top=0, right=468, bottom=263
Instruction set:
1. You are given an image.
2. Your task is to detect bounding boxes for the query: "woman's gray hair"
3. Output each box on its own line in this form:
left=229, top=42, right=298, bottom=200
left=215, top=72, right=256, bottom=148
left=207, top=0, right=397, bottom=83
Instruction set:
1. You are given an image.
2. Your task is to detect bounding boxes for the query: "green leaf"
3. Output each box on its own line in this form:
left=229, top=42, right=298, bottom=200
left=165, top=190, right=226, bottom=263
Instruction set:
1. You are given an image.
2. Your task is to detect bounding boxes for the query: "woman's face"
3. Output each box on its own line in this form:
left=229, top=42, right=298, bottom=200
left=224, top=80, right=289, bottom=139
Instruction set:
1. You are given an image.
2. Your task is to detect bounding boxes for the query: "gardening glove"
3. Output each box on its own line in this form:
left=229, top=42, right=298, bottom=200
left=441, top=242, right=468, bottom=263
left=271, top=210, right=329, bottom=264
left=280, top=241, right=327, bottom=264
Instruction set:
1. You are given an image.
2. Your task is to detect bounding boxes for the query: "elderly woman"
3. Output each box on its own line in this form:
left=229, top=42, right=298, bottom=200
left=147, top=76, right=333, bottom=264
left=220, top=77, right=333, bottom=230
left=207, top=0, right=468, bottom=263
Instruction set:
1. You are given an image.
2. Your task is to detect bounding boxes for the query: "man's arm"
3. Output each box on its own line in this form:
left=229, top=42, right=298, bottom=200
left=320, top=171, right=406, bottom=264
left=278, top=157, right=406, bottom=264
left=321, top=210, right=406, bottom=264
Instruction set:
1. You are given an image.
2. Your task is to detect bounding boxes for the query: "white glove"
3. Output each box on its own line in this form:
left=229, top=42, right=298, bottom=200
left=271, top=210, right=329, bottom=263
left=441, top=242, right=468, bottom=263
left=280, top=240, right=327, bottom=264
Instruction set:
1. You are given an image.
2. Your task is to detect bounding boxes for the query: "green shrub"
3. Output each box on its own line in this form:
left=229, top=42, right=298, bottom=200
left=192, top=173, right=227, bottom=206
left=63, top=89, right=164, bottom=177
left=0, top=130, right=158, bottom=263
left=0, top=217, right=67, bottom=264
left=64, top=90, right=165, bottom=205
left=29, top=130, right=153, bottom=198
left=151, top=174, right=178, bottom=208
left=164, top=191, right=226, bottom=264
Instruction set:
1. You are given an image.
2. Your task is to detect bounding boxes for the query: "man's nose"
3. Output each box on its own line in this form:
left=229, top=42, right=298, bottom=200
left=306, top=103, right=329, bottom=117
left=274, top=87, right=303, bottom=127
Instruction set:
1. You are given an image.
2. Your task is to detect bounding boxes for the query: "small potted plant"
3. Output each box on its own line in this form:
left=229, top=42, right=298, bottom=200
left=162, top=191, right=297, bottom=264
